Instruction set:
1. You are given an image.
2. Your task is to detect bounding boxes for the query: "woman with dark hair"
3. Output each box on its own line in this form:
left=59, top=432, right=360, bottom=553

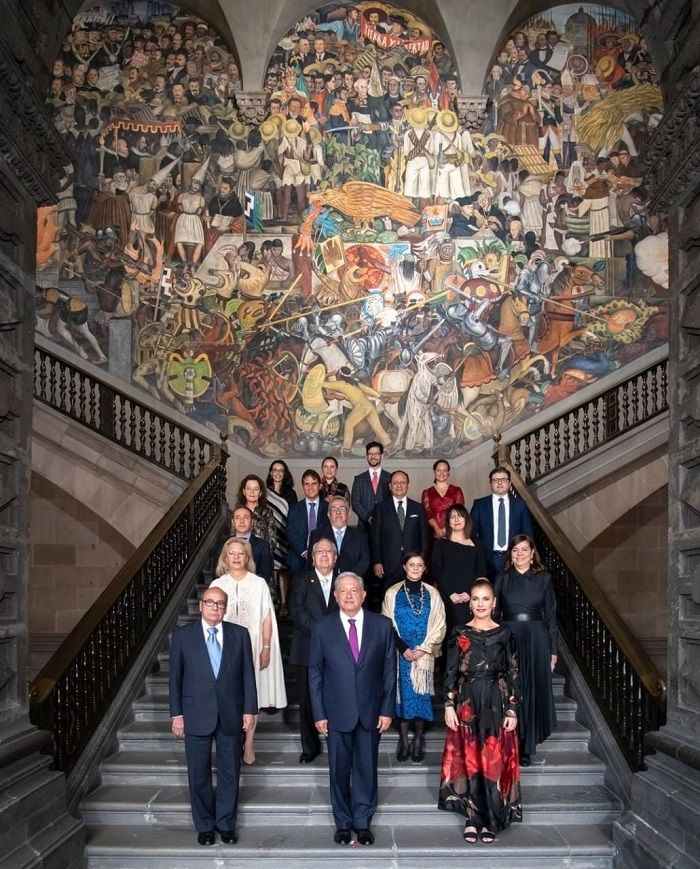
left=235, top=473, right=276, bottom=551
left=431, top=504, right=487, bottom=635
left=438, top=578, right=521, bottom=843
left=495, top=535, right=557, bottom=766
left=382, top=552, right=446, bottom=763
left=319, top=455, right=349, bottom=501
left=265, top=461, right=297, bottom=617
left=420, top=459, right=465, bottom=540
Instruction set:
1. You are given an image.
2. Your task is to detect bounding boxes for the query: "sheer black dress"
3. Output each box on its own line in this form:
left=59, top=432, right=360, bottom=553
left=437, top=624, right=522, bottom=832
left=431, top=539, right=487, bottom=635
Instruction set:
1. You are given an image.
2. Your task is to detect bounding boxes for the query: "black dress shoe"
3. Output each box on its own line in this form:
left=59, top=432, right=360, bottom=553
left=520, top=753, right=531, bottom=767
left=218, top=829, right=238, bottom=845
left=334, top=829, right=352, bottom=845
left=356, top=828, right=374, bottom=845
left=299, top=751, right=320, bottom=763
left=197, top=831, right=215, bottom=846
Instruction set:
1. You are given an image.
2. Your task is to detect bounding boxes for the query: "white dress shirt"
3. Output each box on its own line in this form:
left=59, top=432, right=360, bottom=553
left=201, top=618, right=224, bottom=650
left=315, top=570, right=334, bottom=606
left=339, top=608, right=364, bottom=651
left=491, top=493, right=510, bottom=551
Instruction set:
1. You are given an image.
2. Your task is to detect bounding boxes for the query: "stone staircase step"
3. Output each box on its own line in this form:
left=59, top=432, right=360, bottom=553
left=100, top=748, right=607, bottom=787
left=81, top=782, right=620, bottom=827
left=85, top=822, right=615, bottom=868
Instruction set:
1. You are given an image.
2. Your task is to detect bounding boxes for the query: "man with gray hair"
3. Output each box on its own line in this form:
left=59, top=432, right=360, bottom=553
left=310, top=495, right=370, bottom=578
left=309, top=572, right=396, bottom=846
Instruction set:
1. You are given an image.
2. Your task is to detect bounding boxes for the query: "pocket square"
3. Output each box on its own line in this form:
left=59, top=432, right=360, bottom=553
left=409, top=513, right=419, bottom=518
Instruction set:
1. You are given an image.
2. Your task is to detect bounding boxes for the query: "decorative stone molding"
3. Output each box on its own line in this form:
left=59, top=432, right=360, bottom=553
left=236, top=91, right=269, bottom=125
left=642, top=67, right=700, bottom=211
left=456, top=95, right=488, bottom=133
left=0, top=36, right=67, bottom=204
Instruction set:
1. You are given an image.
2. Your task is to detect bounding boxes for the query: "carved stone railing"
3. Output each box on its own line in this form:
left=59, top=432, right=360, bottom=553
left=496, top=450, right=666, bottom=769
left=34, top=345, right=214, bottom=480
left=500, top=358, right=668, bottom=484
left=29, top=446, right=227, bottom=775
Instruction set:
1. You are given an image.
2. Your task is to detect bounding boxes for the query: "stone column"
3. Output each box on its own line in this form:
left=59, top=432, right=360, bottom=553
left=236, top=90, right=270, bottom=126
left=614, top=68, right=700, bottom=868
left=0, top=11, right=84, bottom=866
left=455, top=94, right=488, bottom=133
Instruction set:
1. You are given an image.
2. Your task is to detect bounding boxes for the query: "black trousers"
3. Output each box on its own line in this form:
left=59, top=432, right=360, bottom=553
left=298, top=665, right=321, bottom=756
left=184, top=724, right=243, bottom=832
left=327, top=724, right=381, bottom=831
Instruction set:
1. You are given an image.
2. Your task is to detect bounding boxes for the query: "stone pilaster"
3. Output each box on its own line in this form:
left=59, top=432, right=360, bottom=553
left=456, top=94, right=488, bottom=133
left=236, top=90, right=269, bottom=125
left=614, top=42, right=700, bottom=869
left=0, top=7, right=84, bottom=867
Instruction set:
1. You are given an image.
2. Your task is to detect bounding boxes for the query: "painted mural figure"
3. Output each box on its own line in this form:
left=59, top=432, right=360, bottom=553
left=36, top=1, right=668, bottom=459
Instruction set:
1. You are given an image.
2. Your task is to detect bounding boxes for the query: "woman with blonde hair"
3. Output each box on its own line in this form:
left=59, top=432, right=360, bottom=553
left=210, top=537, right=286, bottom=764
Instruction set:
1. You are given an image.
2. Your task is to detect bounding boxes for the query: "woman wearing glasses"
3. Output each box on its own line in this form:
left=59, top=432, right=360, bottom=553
left=211, top=537, right=287, bottom=764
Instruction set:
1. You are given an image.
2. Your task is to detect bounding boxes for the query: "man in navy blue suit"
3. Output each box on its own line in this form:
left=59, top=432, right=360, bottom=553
left=309, top=572, right=396, bottom=846
left=169, top=585, right=258, bottom=846
left=470, top=466, right=534, bottom=580
left=350, top=441, right=391, bottom=533
left=215, top=506, right=273, bottom=582
left=289, top=537, right=339, bottom=763
left=310, top=495, right=370, bottom=577
left=370, top=470, right=429, bottom=595
left=287, top=469, right=330, bottom=575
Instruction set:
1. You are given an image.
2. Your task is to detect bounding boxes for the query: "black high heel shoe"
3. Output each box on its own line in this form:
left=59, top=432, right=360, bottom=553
left=463, top=825, right=478, bottom=844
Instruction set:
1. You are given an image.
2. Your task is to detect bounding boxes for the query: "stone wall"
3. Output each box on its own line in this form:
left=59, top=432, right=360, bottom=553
left=580, top=485, right=668, bottom=671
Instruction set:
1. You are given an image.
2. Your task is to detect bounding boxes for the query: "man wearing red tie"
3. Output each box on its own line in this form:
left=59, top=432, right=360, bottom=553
left=309, top=572, right=396, bottom=846
left=350, top=441, right=391, bottom=533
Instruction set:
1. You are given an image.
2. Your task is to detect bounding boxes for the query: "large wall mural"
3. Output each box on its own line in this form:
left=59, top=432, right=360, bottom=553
left=37, top=2, right=668, bottom=457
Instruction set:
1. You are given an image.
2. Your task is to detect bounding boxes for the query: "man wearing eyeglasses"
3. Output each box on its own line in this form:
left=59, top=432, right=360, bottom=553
left=289, top=538, right=340, bottom=763
left=169, top=585, right=258, bottom=847
left=310, top=495, right=370, bottom=577
left=470, top=467, right=534, bottom=580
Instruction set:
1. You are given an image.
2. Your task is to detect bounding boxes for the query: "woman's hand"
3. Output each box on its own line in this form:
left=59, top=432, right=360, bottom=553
left=551, top=654, right=558, bottom=671
left=502, top=714, right=517, bottom=732
left=403, top=649, right=416, bottom=661
left=449, top=592, right=462, bottom=604
left=260, top=647, right=271, bottom=670
left=445, top=706, right=459, bottom=731
left=413, top=649, right=426, bottom=659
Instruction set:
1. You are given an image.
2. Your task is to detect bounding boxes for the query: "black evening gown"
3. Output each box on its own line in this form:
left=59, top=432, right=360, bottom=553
left=495, top=569, right=557, bottom=756
left=438, top=625, right=522, bottom=831
left=431, top=539, right=487, bottom=633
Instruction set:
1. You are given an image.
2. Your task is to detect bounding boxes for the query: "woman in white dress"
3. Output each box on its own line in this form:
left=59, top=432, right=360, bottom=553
left=211, top=537, right=287, bottom=764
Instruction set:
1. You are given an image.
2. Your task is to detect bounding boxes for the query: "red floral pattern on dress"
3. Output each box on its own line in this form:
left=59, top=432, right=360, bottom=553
left=480, top=735, right=504, bottom=782
left=456, top=634, right=471, bottom=652
left=458, top=701, right=474, bottom=724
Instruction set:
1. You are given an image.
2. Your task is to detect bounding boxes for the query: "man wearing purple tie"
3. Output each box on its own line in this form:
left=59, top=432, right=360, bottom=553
left=308, top=572, right=396, bottom=846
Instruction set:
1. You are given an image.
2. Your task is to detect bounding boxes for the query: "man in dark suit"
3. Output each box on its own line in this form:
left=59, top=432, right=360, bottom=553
left=289, top=537, right=339, bottom=763
left=310, top=495, right=370, bottom=577
left=350, top=441, right=391, bottom=533
left=470, top=466, right=534, bottom=580
left=215, top=507, right=273, bottom=583
left=287, top=469, right=329, bottom=575
left=169, top=585, right=258, bottom=846
left=370, top=470, right=429, bottom=595
left=309, top=572, right=396, bottom=846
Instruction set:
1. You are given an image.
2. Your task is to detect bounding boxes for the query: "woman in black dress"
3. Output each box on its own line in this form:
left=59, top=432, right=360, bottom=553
left=431, top=505, right=487, bottom=635
left=495, top=535, right=557, bottom=766
left=265, top=461, right=297, bottom=617
left=438, top=579, right=522, bottom=843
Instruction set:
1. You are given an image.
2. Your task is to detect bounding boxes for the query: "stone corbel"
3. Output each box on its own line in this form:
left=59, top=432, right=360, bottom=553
left=235, top=91, right=269, bottom=126
left=456, top=95, right=489, bottom=133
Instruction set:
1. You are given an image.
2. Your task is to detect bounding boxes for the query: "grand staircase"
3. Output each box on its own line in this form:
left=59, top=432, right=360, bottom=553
left=80, top=580, right=621, bottom=868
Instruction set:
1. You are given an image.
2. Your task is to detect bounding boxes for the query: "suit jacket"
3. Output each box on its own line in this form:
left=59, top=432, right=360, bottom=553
left=287, top=499, right=329, bottom=575
left=309, top=525, right=370, bottom=578
left=168, top=620, right=258, bottom=736
left=308, top=609, right=396, bottom=731
left=351, top=468, right=391, bottom=529
left=470, top=493, right=534, bottom=551
left=369, top=497, right=429, bottom=583
left=288, top=568, right=339, bottom=666
left=215, top=532, right=273, bottom=582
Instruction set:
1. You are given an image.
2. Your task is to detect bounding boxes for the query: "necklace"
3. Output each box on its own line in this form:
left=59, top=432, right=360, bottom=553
left=403, top=581, right=425, bottom=616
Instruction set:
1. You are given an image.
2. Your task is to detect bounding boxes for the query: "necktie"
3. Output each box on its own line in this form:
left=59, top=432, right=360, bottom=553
left=308, top=502, right=317, bottom=533
left=348, top=618, right=360, bottom=662
left=497, top=497, right=506, bottom=548
left=397, top=500, right=405, bottom=530
left=335, top=529, right=344, bottom=552
left=207, top=626, right=222, bottom=677
left=371, top=471, right=378, bottom=494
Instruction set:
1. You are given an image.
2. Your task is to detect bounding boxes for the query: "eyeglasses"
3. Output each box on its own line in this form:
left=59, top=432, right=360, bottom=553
left=202, top=599, right=226, bottom=609
left=491, top=477, right=510, bottom=483
left=329, top=506, right=348, bottom=512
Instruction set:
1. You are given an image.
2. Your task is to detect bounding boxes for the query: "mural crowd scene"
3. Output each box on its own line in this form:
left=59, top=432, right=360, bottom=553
left=37, top=0, right=668, bottom=458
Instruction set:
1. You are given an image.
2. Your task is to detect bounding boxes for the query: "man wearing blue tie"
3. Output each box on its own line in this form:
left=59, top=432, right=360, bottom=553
left=287, top=469, right=330, bottom=574
left=169, top=586, right=258, bottom=846
left=310, top=495, right=370, bottom=577
left=309, top=572, right=396, bottom=846
left=470, top=467, right=534, bottom=580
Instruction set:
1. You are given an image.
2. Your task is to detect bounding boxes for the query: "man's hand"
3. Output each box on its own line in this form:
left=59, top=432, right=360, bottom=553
left=374, top=563, right=385, bottom=578
left=377, top=715, right=392, bottom=733
left=243, top=714, right=257, bottom=732
left=171, top=715, right=185, bottom=738
left=315, top=719, right=329, bottom=736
